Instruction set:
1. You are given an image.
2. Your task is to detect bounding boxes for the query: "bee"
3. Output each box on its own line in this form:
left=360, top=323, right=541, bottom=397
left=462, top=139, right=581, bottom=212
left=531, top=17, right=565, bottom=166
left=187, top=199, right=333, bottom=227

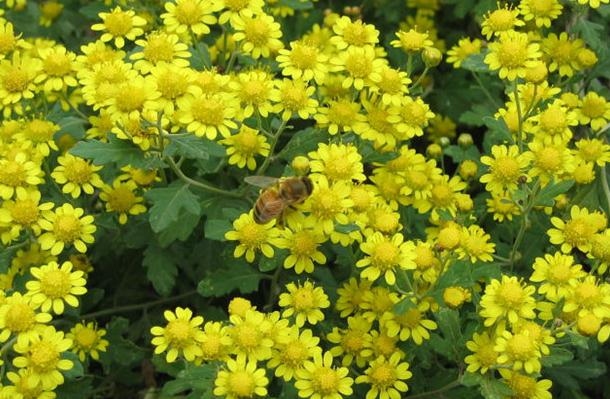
left=245, top=176, right=313, bottom=224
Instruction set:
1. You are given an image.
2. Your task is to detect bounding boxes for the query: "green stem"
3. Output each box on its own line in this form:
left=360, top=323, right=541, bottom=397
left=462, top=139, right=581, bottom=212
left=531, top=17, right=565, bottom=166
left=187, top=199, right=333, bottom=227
left=513, top=81, right=524, bottom=151
left=411, top=66, right=430, bottom=90
left=81, top=290, right=198, bottom=319
left=165, top=156, right=241, bottom=198
left=398, top=269, right=419, bottom=299
left=264, top=266, right=283, bottom=311
left=407, top=378, right=461, bottom=398
left=471, top=72, right=501, bottom=109
left=509, top=179, right=540, bottom=270
left=60, top=91, right=89, bottom=121
left=256, top=119, right=288, bottom=175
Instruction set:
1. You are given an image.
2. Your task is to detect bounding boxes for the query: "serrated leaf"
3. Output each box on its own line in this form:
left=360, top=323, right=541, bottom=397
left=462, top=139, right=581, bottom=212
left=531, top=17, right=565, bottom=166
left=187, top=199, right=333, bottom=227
left=197, top=262, right=263, bottom=297
left=436, top=308, right=462, bottom=346
left=574, top=19, right=605, bottom=53
left=204, top=219, right=232, bottom=241
left=69, top=136, right=164, bottom=168
left=277, top=127, right=327, bottom=160
left=58, top=116, right=86, bottom=139
left=161, top=364, right=216, bottom=396
left=164, top=135, right=226, bottom=159
left=444, top=145, right=481, bottom=163
left=0, top=246, right=16, bottom=273
left=461, top=371, right=484, bottom=387
left=143, top=245, right=178, bottom=296
left=566, top=330, right=590, bottom=349
left=190, top=43, right=212, bottom=70
left=146, top=183, right=201, bottom=233
left=158, top=212, right=201, bottom=247
left=534, top=179, right=574, bottom=207
left=393, top=296, right=417, bottom=314
left=541, top=346, right=574, bottom=367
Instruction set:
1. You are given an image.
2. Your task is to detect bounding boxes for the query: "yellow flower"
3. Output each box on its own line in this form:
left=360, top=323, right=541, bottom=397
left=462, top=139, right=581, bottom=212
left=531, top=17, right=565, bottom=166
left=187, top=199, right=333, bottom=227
left=0, top=152, right=44, bottom=199
left=150, top=307, right=204, bottom=363
left=278, top=281, right=330, bottom=327
left=230, top=69, right=276, bottom=118
left=446, top=37, right=482, bottom=68
left=369, top=64, right=411, bottom=106
left=574, top=138, right=610, bottom=167
left=309, top=143, right=366, bottom=182
left=0, top=188, right=53, bottom=244
left=67, top=321, right=109, bottom=361
left=51, top=153, right=104, bottom=198
left=0, top=292, right=52, bottom=345
left=456, top=225, right=495, bottom=263
left=16, top=118, right=60, bottom=156
left=38, top=203, right=96, bottom=255
left=272, top=78, right=319, bottom=121
left=519, top=0, right=563, bottom=28
left=1, top=368, right=57, bottom=399
left=267, top=326, right=321, bottom=381
left=300, top=175, right=353, bottom=235
left=106, top=75, right=161, bottom=121
left=130, top=31, right=191, bottom=74
left=330, top=16, right=379, bottom=49
left=231, top=12, right=283, bottom=59
left=294, top=351, right=354, bottom=399
left=220, top=125, right=270, bottom=170
left=225, top=212, right=282, bottom=263
left=213, top=355, right=269, bottom=399
left=481, top=5, right=524, bottom=39
left=335, top=277, right=373, bottom=318
left=12, top=325, right=73, bottom=390
left=548, top=205, right=607, bottom=253
left=499, top=369, right=552, bottom=399
left=484, top=30, right=541, bottom=81
left=387, top=96, right=435, bottom=140
left=495, top=329, right=542, bottom=373
left=563, top=275, right=610, bottom=319
left=218, top=0, right=265, bottom=25
left=390, top=29, right=433, bottom=53
left=357, top=232, right=416, bottom=285
left=576, top=91, right=610, bottom=131
left=161, top=0, right=220, bottom=35
left=0, top=52, right=43, bottom=115
left=465, top=331, right=499, bottom=374
left=176, top=87, right=238, bottom=139
left=530, top=99, right=578, bottom=144
left=91, top=7, right=147, bottom=49
left=526, top=139, right=575, bottom=183
left=315, top=96, right=366, bottom=135
left=197, top=321, right=232, bottom=362
left=39, top=1, right=64, bottom=27
left=479, top=276, right=537, bottom=326
left=443, top=286, right=472, bottom=308
left=355, top=352, right=413, bottom=398
left=541, top=32, right=585, bottom=77
left=100, top=178, right=147, bottom=225
left=26, top=260, right=87, bottom=315
left=331, top=45, right=385, bottom=91
left=37, top=45, right=78, bottom=93
left=486, top=192, right=521, bottom=222
left=227, top=309, right=273, bottom=361
left=277, top=39, right=328, bottom=84
left=381, top=301, right=437, bottom=345
left=327, top=316, right=373, bottom=367
left=276, top=216, right=327, bottom=274
left=480, top=145, right=531, bottom=195
left=530, top=252, right=586, bottom=301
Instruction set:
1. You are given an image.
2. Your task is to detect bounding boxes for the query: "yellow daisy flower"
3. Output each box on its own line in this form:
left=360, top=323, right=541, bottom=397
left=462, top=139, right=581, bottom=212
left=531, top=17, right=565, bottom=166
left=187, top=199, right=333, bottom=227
left=225, top=212, right=283, bottom=263
left=99, top=178, right=147, bottom=225
left=67, top=321, right=109, bottom=361
left=38, top=203, right=97, bottom=255
left=278, top=281, right=330, bottom=327
left=91, top=7, right=147, bottom=49
left=213, top=355, right=269, bottom=399
left=484, top=30, right=541, bottom=81
left=26, top=260, right=87, bottom=315
left=294, top=351, right=354, bottom=399
left=51, top=153, right=105, bottom=198
left=150, top=307, right=205, bottom=363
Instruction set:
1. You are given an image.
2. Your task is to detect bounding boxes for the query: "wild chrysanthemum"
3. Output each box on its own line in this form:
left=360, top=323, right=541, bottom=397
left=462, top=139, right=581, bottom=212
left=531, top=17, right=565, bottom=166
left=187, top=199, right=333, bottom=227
left=574, top=138, right=610, bottom=166
left=106, top=75, right=161, bottom=121
left=495, top=329, right=542, bottom=373
left=67, top=321, right=109, bottom=361
left=176, top=88, right=238, bottom=139
left=530, top=252, right=585, bottom=301
left=355, top=352, right=412, bottom=399
left=387, top=96, right=435, bottom=140
left=548, top=205, right=607, bottom=253
left=294, top=351, right=354, bottom=399
left=481, top=5, right=524, bottom=39
left=0, top=52, right=42, bottom=114
left=484, top=30, right=541, bottom=81
left=456, top=225, right=495, bottom=263
left=331, top=45, right=385, bottom=91
left=590, top=229, right=610, bottom=274
left=541, top=32, right=586, bottom=77
left=0, top=20, right=25, bottom=58
left=12, top=325, right=73, bottom=390
left=412, top=240, right=441, bottom=284
left=278, top=281, right=330, bottom=327
left=267, top=326, right=321, bottom=381
left=272, top=78, right=318, bottom=121
left=335, top=277, right=373, bottom=318
left=300, top=175, right=353, bottom=235
left=232, top=12, right=283, bottom=59
left=149, top=63, right=194, bottom=116
left=309, top=143, right=365, bottom=183
left=563, top=275, right=610, bottom=319
left=76, top=39, right=126, bottom=69
left=390, top=29, right=433, bottom=53
left=479, top=276, right=537, bottom=326
left=413, top=175, right=467, bottom=218
left=91, top=7, right=147, bottom=49
left=131, top=31, right=190, bottom=74
left=0, top=188, right=53, bottom=243
left=369, top=64, right=410, bottom=106
left=79, top=60, right=135, bottom=109
left=499, top=369, right=552, bottom=399
left=381, top=302, right=437, bottom=345
left=230, top=69, right=275, bottom=118
left=218, top=0, right=265, bottom=25
left=480, top=145, right=530, bottom=195
left=10, top=242, right=56, bottom=275
left=443, top=286, right=472, bottom=308
left=327, top=316, right=373, bottom=367
left=161, top=0, right=220, bottom=35
left=0, top=368, right=56, bottom=399
left=315, top=97, right=365, bottom=135
left=519, top=0, right=563, bottom=28
left=446, top=37, right=482, bottom=68
left=276, top=217, right=327, bottom=274
left=330, top=16, right=379, bottom=49
left=277, top=39, right=328, bottom=84
left=355, top=99, right=399, bottom=150
left=151, top=307, right=204, bottom=363
left=465, top=331, right=499, bottom=374
left=526, top=139, right=575, bottom=183
left=220, top=125, right=270, bottom=170
left=38, top=203, right=96, bottom=255
left=0, top=152, right=44, bottom=199
left=99, top=178, right=147, bottom=225
left=51, top=153, right=104, bottom=198
left=213, top=355, right=269, bottom=399
left=0, top=292, right=52, bottom=345
left=361, top=286, right=401, bottom=323
left=356, top=232, right=416, bottom=285
left=225, top=212, right=282, bottom=263
left=486, top=192, right=521, bottom=222
left=225, top=309, right=273, bottom=361
left=530, top=99, right=578, bottom=144
left=39, top=1, right=64, bottom=27
left=15, top=118, right=59, bottom=156
left=37, top=45, right=78, bottom=92
left=25, top=260, right=86, bottom=315
left=196, top=321, right=232, bottom=362
left=576, top=91, right=610, bottom=131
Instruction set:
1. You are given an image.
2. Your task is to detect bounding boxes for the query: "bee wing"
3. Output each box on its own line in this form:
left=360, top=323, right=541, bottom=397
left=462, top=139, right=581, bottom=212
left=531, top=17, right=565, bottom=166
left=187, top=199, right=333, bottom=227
left=244, top=176, right=279, bottom=188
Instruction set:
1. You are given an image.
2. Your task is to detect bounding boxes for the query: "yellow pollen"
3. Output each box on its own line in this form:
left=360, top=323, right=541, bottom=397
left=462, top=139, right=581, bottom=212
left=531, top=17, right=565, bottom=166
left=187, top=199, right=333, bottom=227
left=191, top=97, right=224, bottom=125
left=166, top=319, right=192, bottom=345
left=373, top=241, right=398, bottom=267
left=343, top=23, right=368, bottom=46
left=431, top=184, right=452, bottom=206
left=509, top=373, right=537, bottom=397
left=497, top=281, right=524, bottom=307
left=26, top=120, right=57, bottom=142
left=104, top=12, right=133, bottom=36
left=106, top=185, right=137, bottom=212
left=553, top=41, right=572, bottom=65
left=506, top=333, right=535, bottom=359
left=234, top=131, right=260, bottom=153
left=406, top=170, right=428, bottom=190
left=498, top=41, right=527, bottom=67
left=563, top=219, right=589, bottom=246
left=414, top=247, right=435, bottom=269
left=228, top=370, right=255, bottom=396
left=175, top=0, right=203, bottom=25
left=581, top=97, right=605, bottom=118
left=293, top=232, right=316, bottom=255
left=202, top=335, right=221, bottom=357
left=488, top=9, right=515, bottom=30
left=5, top=303, right=35, bottom=332
left=370, top=364, right=395, bottom=386
left=539, top=108, right=566, bottom=134
left=530, top=0, right=553, bottom=13
left=144, top=36, right=175, bottom=63
left=536, top=147, right=561, bottom=171
left=548, top=262, right=570, bottom=283
left=373, top=335, right=395, bottom=356
left=575, top=282, right=600, bottom=305
left=0, top=32, right=17, bottom=53
left=75, top=327, right=98, bottom=348
left=345, top=54, right=371, bottom=78
left=403, top=102, right=427, bottom=125
left=312, top=189, right=340, bottom=218
left=493, top=157, right=520, bottom=183
left=115, top=86, right=146, bottom=112
left=313, top=367, right=340, bottom=394
left=283, top=343, right=306, bottom=364
left=244, top=19, right=270, bottom=46
left=64, top=160, right=93, bottom=184
left=293, top=288, right=315, bottom=310
left=40, top=269, right=72, bottom=299
left=478, top=344, right=498, bottom=366
left=235, top=323, right=259, bottom=349
left=54, top=213, right=81, bottom=242
left=344, top=331, right=364, bottom=351
left=399, top=308, right=422, bottom=328
left=157, top=72, right=189, bottom=99
left=291, top=44, right=317, bottom=69
left=328, top=102, right=356, bottom=125
left=225, top=0, right=250, bottom=10
left=0, top=162, right=25, bottom=186
left=30, top=341, right=59, bottom=372
left=240, top=223, right=265, bottom=247
left=325, top=158, right=351, bottom=180
left=11, top=200, right=38, bottom=225
left=3, top=66, right=29, bottom=93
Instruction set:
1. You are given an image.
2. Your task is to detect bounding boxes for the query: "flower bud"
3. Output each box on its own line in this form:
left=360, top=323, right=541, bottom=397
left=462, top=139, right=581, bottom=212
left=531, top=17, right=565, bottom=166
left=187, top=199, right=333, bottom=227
left=422, top=47, right=442, bottom=68
left=457, top=133, right=473, bottom=148
left=426, top=143, right=443, bottom=159
left=291, top=156, right=310, bottom=176
left=458, top=160, right=478, bottom=180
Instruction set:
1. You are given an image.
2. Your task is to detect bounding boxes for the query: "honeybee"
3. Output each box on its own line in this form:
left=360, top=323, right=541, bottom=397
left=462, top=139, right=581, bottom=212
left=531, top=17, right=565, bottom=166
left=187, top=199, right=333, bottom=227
left=245, top=176, right=313, bottom=224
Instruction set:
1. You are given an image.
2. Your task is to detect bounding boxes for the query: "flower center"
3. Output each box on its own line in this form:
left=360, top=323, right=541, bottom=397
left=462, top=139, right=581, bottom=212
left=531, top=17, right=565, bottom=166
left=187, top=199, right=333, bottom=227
left=144, top=36, right=175, bottom=63
left=106, top=185, right=137, bottom=212
left=291, top=44, right=317, bottom=69
left=11, top=199, right=39, bottom=225
left=191, top=97, right=225, bottom=125
left=498, top=40, right=527, bottom=67
left=312, top=367, right=340, bottom=394
left=2, top=66, right=29, bottom=93
left=64, top=160, right=93, bottom=184
left=166, top=319, right=192, bottom=346
left=104, top=11, right=133, bottom=36
left=244, top=18, right=270, bottom=46
left=370, top=363, right=395, bottom=387
left=43, top=53, right=72, bottom=76
left=40, top=269, right=72, bottom=299
left=293, top=288, right=315, bottom=310
left=293, top=232, right=317, bottom=256
left=536, top=147, right=561, bottom=171
left=5, top=303, right=35, bottom=332
left=75, top=328, right=98, bottom=348
left=493, top=156, right=520, bottom=183
left=228, top=370, right=256, bottom=397
left=372, top=241, right=399, bottom=268
left=54, top=213, right=81, bottom=243
left=497, top=281, right=525, bottom=307
left=30, top=341, right=59, bottom=372
left=506, top=333, right=535, bottom=360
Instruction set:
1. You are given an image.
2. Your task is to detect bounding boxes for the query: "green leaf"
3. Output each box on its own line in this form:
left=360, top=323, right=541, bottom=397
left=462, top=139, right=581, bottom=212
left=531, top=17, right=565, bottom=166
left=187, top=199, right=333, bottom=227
left=542, top=346, right=574, bottom=367
left=78, top=2, right=108, bottom=19
left=574, top=19, right=605, bottom=54
left=161, top=364, right=216, bottom=396
left=545, top=360, right=607, bottom=390
left=428, top=333, right=452, bottom=357
left=197, top=262, right=264, bottom=297
left=461, top=371, right=484, bottom=387
left=258, top=248, right=287, bottom=272
left=566, top=330, right=590, bottom=349
left=158, top=212, right=201, bottom=247
left=53, top=376, right=94, bottom=399
left=105, top=317, right=146, bottom=366
left=146, top=182, right=201, bottom=233
left=58, top=116, right=86, bottom=139
left=204, top=218, right=232, bottom=241
left=334, top=223, right=360, bottom=234
left=0, top=246, right=16, bottom=273
left=460, top=52, right=489, bottom=73
left=190, top=43, right=213, bottom=70
left=480, top=377, right=512, bottom=399
left=164, top=135, right=226, bottom=159
left=143, top=245, right=178, bottom=296
left=62, top=352, right=84, bottom=380
left=534, top=179, right=575, bottom=207
left=393, top=296, right=417, bottom=314
left=69, top=136, right=164, bottom=168
left=277, top=127, right=327, bottom=160
left=435, top=308, right=462, bottom=347
left=444, top=145, right=481, bottom=164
